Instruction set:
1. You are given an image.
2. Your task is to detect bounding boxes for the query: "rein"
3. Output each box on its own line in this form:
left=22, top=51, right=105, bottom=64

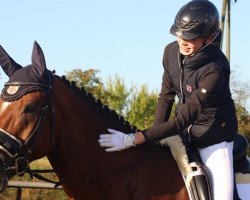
left=22, top=143, right=156, bottom=188
left=73, top=144, right=156, bottom=184
left=22, top=144, right=156, bottom=188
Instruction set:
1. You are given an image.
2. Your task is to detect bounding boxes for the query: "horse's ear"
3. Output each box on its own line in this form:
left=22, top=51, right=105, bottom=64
left=32, top=41, right=47, bottom=77
left=0, top=45, right=22, bottom=77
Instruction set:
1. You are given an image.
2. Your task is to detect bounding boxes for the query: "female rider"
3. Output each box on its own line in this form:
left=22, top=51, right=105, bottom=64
left=99, top=1, right=238, bottom=199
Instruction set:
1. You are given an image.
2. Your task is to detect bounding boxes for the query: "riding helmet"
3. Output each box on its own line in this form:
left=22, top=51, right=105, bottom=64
left=170, top=0, right=220, bottom=40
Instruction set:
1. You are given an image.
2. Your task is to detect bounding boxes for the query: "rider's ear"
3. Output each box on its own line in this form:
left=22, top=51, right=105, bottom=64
left=0, top=45, right=22, bottom=77
left=32, top=41, right=47, bottom=78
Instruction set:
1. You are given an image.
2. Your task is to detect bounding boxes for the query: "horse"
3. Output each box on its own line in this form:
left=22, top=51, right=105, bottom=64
left=0, top=41, right=190, bottom=200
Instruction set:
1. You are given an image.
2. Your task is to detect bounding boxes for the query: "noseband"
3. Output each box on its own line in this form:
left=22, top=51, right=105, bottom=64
left=0, top=72, right=53, bottom=176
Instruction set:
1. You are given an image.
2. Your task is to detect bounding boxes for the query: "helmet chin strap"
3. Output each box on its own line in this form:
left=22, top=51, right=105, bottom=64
left=206, top=29, right=221, bottom=45
left=203, top=29, right=221, bottom=47
left=188, top=29, right=221, bottom=57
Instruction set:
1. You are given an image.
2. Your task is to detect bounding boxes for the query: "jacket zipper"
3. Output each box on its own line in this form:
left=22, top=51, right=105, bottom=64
left=178, top=54, right=186, bottom=105
left=179, top=55, right=192, bottom=142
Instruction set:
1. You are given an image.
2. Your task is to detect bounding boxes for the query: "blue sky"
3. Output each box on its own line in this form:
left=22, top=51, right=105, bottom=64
left=1, top=0, right=249, bottom=108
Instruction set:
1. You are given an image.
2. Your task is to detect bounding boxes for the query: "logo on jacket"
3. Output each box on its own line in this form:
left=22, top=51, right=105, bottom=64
left=186, top=84, right=192, bottom=93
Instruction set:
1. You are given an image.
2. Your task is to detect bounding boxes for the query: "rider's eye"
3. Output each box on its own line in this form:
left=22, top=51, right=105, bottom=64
left=24, top=104, right=38, bottom=114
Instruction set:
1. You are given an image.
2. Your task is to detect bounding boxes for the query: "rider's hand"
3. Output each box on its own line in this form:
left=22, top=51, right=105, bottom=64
left=98, top=129, right=136, bottom=152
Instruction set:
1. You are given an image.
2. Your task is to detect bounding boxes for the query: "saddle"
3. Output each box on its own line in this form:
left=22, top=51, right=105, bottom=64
left=160, top=133, right=250, bottom=200
left=233, top=134, right=250, bottom=174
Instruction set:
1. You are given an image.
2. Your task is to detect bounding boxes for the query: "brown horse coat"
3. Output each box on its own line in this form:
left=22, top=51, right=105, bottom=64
left=0, top=42, right=189, bottom=200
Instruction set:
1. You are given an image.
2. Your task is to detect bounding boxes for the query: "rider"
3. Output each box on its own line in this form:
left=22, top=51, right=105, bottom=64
left=99, top=1, right=238, bottom=199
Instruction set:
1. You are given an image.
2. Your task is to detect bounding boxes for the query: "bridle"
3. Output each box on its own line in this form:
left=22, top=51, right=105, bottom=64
left=0, top=71, right=53, bottom=177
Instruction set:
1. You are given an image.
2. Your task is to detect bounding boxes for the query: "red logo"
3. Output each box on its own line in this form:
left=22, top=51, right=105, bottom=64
left=186, top=85, right=192, bottom=92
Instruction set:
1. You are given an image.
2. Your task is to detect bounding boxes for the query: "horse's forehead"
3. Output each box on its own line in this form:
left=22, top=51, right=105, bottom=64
left=0, top=90, right=45, bottom=110
left=0, top=102, right=12, bottom=115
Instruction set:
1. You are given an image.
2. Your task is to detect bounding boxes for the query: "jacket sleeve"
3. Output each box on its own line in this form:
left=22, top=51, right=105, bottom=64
left=153, top=45, right=176, bottom=126
left=142, top=69, right=227, bottom=141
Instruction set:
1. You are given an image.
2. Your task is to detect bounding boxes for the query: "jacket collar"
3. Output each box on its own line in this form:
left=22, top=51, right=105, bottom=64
left=179, top=44, right=220, bottom=70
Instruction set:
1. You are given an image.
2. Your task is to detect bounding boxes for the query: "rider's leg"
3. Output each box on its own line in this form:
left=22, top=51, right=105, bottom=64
left=198, top=141, right=234, bottom=200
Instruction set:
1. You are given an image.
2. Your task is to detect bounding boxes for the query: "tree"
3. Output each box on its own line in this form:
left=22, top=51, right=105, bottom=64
left=65, top=69, right=131, bottom=116
left=65, top=68, right=160, bottom=128
left=230, top=68, right=250, bottom=139
left=95, top=75, right=132, bottom=116
left=126, top=84, right=158, bottom=130
left=230, top=68, right=250, bottom=155
left=65, top=68, right=102, bottom=94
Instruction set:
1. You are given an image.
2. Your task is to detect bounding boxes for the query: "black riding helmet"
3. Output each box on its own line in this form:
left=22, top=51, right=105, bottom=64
left=170, top=0, right=219, bottom=40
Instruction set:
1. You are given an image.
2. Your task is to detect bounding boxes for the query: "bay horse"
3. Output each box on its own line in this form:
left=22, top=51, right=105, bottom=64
left=0, top=41, right=190, bottom=199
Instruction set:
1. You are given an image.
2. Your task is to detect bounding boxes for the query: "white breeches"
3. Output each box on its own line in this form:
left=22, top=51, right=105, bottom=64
left=198, top=141, right=234, bottom=200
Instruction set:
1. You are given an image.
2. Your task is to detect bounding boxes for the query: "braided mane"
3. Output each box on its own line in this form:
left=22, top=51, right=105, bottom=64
left=57, top=74, right=138, bottom=133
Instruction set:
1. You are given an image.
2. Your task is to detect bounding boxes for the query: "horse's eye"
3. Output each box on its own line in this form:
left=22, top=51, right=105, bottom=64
left=24, top=104, right=38, bottom=114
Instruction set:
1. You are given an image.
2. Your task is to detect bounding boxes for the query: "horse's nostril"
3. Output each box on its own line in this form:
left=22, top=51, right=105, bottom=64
left=0, top=164, right=8, bottom=193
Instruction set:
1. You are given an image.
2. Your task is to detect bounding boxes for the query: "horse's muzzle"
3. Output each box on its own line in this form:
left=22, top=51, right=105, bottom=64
left=0, top=162, right=8, bottom=193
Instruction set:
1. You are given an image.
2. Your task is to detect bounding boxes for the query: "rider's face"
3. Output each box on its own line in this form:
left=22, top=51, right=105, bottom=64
left=177, top=36, right=206, bottom=56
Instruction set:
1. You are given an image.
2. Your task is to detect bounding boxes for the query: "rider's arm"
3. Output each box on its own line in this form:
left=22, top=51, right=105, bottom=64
left=140, top=69, right=227, bottom=142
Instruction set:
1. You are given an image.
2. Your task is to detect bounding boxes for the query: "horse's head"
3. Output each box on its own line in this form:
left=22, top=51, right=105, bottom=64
left=0, top=42, right=52, bottom=192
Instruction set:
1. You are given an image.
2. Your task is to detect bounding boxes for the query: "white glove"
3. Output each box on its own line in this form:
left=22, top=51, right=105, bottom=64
left=98, top=129, right=136, bottom=152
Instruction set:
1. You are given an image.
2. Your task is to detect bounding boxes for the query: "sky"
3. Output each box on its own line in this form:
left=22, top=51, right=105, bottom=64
left=1, top=0, right=249, bottom=109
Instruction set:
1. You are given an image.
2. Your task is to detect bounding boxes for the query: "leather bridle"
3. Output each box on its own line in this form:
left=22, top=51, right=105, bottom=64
left=0, top=71, right=53, bottom=177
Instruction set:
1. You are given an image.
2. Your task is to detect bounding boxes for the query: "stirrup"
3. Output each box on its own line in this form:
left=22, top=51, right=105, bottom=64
left=185, top=162, right=213, bottom=200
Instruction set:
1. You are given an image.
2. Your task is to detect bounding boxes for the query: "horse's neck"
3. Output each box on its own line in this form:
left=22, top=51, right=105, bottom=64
left=48, top=77, right=145, bottom=182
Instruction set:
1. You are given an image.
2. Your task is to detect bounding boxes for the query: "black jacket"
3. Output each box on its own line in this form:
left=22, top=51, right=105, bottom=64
left=142, top=41, right=238, bottom=148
